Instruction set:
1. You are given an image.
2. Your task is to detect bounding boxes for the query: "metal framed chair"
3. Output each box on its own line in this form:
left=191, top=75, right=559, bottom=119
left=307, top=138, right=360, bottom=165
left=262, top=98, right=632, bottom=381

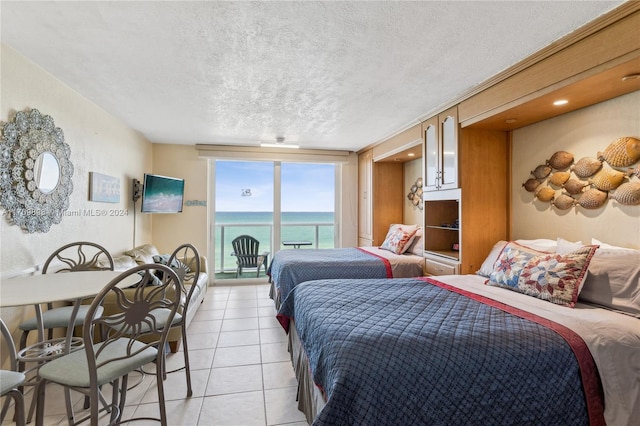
left=17, top=242, right=114, bottom=421
left=152, top=243, right=201, bottom=397
left=231, top=235, right=269, bottom=278
left=1, top=319, right=26, bottom=426
left=35, top=264, right=181, bottom=426
left=18, top=242, right=115, bottom=352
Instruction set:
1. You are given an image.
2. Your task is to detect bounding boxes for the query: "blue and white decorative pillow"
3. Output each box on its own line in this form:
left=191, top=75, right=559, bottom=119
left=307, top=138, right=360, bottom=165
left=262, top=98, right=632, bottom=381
left=487, top=242, right=544, bottom=288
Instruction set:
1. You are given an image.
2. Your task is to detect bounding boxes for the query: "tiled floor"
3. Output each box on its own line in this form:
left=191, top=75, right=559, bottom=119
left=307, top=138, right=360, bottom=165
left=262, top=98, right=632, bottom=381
left=12, top=283, right=308, bottom=426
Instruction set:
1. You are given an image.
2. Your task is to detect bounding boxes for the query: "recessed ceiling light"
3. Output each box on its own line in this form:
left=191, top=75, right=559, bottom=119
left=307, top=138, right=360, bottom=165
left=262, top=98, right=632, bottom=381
left=553, top=99, right=569, bottom=106
left=408, top=153, right=415, bottom=157
left=505, top=118, right=517, bottom=124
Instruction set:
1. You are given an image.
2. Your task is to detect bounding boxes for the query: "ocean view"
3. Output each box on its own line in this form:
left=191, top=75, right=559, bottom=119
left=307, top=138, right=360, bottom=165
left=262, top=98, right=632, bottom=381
left=215, top=211, right=335, bottom=272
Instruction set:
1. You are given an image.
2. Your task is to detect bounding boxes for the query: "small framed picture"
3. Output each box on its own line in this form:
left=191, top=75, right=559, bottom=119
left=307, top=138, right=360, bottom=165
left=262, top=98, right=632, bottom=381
left=89, top=172, right=120, bottom=203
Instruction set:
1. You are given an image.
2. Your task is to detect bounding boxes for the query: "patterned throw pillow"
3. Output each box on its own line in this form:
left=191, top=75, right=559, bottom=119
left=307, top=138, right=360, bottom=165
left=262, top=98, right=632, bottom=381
left=380, top=227, right=418, bottom=255
left=487, top=242, right=545, bottom=288
left=488, top=242, right=599, bottom=307
left=517, top=245, right=598, bottom=307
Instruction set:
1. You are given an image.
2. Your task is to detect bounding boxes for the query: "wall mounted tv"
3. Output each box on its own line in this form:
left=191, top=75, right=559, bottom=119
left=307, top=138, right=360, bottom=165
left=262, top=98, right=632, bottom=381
left=141, top=173, right=185, bottom=213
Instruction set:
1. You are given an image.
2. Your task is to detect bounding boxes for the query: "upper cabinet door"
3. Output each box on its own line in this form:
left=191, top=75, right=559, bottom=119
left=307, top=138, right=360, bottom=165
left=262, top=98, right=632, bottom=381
left=423, top=116, right=439, bottom=192
left=439, top=108, right=458, bottom=190
left=422, top=106, right=458, bottom=192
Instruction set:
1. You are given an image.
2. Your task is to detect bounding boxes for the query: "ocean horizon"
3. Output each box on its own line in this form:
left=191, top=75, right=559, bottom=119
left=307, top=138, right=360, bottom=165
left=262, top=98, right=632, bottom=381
left=214, top=211, right=335, bottom=272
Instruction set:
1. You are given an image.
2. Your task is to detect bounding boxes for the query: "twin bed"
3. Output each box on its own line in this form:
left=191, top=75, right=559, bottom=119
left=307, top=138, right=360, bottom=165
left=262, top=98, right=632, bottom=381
left=272, top=238, right=640, bottom=425
left=268, top=245, right=424, bottom=308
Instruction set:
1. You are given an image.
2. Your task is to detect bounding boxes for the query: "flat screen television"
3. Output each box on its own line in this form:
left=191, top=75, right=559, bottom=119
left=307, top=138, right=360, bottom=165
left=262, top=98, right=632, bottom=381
left=141, top=173, right=185, bottom=213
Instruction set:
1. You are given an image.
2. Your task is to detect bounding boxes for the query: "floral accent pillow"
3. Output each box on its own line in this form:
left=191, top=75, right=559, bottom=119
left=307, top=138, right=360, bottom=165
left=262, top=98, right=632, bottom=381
left=486, top=242, right=545, bottom=288
left=380, top=226, right=418, bottom=255
left=516, top=245, right=599, bottom=307
left=487, top=242, right=599, bottom=307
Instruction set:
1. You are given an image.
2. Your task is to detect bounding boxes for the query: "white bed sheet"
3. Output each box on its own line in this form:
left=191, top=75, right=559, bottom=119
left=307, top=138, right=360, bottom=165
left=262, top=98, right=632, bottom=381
left=359, top=246, right=424, bottom=278
left=436, top=274, right=640, bottom=426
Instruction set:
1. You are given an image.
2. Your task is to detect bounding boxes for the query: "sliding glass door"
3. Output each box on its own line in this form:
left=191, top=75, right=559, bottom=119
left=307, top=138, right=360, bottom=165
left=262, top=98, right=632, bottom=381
left=213, top=160, right=335, bottom=282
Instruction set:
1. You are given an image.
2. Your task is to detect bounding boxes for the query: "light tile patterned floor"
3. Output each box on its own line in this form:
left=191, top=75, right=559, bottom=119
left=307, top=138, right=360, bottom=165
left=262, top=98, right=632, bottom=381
left=10, top=284, right=307, bottom=426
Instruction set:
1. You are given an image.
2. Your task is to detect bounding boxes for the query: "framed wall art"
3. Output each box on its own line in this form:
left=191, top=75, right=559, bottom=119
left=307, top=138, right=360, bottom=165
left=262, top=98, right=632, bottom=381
left=89, top=172, right=120, bottom=203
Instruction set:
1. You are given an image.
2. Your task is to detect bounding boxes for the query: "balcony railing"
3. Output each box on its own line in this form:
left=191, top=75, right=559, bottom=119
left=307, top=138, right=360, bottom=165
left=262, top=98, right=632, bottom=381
left=215, top=222, right=335, bottom=273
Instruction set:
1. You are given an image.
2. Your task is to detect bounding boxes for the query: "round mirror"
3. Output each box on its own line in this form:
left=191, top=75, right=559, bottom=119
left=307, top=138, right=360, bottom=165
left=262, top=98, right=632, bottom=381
left=34, top=151, right=60, bottom=193
left=0, top=108, right=74, bottom=233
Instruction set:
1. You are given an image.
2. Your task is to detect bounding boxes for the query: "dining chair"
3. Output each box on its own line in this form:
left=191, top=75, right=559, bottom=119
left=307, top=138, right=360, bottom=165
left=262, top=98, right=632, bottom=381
left=1, top=319, right=26, bottom=426
left=161, top=243, right=201, bottom=397
left=34, top=264, right=181, bottom=426
left=17, top=242, right=115, bottom=421
left=231, top=235, right=270, bottom=278
left=18, top=241, right=115, bottom=352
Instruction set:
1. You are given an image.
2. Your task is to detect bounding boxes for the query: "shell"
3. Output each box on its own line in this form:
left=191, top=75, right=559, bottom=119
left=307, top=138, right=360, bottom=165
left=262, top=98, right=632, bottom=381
left=598, top=136, right=640, bottom=167
left=571, top=157, right=603, bottom=178
left=551, top=193, right=576, bottom=210
left=609, top=182, right=640, bottom=206
left=549, top=171, right=570, bottom=187
left=577, top=188, right=608, bottom=209
left=531, top=164, right=552, bottom=180
left=563, top=178, right=589, bottom=195
left=631, top=164, right=640, bottom=179
left=589, top=166, right=629, bottom=191
left=534, top=186, right=555, bottom=202
left=522, top=178, right=541, bottom=192
left=546, top=151, right=574, bottom=170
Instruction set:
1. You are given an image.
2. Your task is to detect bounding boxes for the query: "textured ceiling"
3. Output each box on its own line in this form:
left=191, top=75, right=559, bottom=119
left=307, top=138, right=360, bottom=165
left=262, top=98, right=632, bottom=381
left=0, top=1, right=625, bottom=151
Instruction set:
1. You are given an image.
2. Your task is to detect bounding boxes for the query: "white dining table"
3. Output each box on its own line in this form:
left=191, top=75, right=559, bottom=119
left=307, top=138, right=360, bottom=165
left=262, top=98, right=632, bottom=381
left=1, top=270, right=139, bottom=355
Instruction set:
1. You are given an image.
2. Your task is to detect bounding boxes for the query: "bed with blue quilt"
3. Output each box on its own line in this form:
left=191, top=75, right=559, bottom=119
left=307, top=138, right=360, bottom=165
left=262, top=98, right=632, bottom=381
left=267, top=246, right=423, bottom=308
left=276, top=275, right=640, bottom=425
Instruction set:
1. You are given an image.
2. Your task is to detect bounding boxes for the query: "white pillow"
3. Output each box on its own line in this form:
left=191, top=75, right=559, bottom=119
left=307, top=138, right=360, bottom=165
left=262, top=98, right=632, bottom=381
left=476, top=240, right=508, bottom=277
left=556, top=238, right=583, bottom=255
left=407, top=228, right=424, bottom=256
left=514, top=239, right=557, bottom=252
left=477, top=239, right=557, bottom=277
left=579, top=242, right=640, bottom=317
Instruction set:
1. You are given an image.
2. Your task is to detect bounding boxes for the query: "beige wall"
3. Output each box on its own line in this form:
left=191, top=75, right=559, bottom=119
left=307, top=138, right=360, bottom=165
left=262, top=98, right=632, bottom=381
left=511, top=91, right=640, bottom=249
left=1, top=44, right=153, bottom=274
left=150, top=144, right=208, bottom=255
left=403, top=158, right=423, bottom=226
left=0, top=44, right=153, bottom=348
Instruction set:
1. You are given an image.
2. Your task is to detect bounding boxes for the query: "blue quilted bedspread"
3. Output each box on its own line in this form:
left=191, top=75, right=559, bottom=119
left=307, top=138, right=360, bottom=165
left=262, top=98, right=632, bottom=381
left=268, top=248, right=391, bottom=304
left=277, top=277, right=603, bottom=426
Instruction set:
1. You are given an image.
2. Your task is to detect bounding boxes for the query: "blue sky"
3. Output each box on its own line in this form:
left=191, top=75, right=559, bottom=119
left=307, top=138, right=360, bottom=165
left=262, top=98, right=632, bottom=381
left=215, top=161, right=335, bottom=212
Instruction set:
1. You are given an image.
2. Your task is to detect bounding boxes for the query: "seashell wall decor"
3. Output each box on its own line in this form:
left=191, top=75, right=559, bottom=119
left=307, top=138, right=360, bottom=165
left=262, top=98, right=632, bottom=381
left=407, top=177, right=423, bottom=210
left=546, top=151, right=574, bottom=170
left=523, top=136, right=640, bottom=211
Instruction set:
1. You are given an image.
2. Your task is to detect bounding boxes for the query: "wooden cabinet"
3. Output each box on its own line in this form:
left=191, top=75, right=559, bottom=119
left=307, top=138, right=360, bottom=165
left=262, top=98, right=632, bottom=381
left=358, top=150, right=404, bottom=247
left=358, top=150, right=374, bottom=246
left=422, top=117, right=509, bottom=276
left=423, top=106, right=458, bottom=192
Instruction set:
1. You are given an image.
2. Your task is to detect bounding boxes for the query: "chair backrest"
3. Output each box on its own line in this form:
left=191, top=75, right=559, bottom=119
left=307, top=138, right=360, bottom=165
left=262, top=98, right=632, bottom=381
left=168, top=243, right=201, bottom=310
left=1, top=319, right=19, bottom=373
left=84, top=264, right=180, bottom=388
left=232, top=235, right=261, bottom=267
left=42, top=241, right=114, bottom=274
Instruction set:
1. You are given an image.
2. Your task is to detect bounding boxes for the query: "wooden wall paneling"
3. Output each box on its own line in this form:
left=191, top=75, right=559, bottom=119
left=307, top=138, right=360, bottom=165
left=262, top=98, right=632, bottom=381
left=459, top=128, right=509, bottom=274
left=373, top=162, right=404, bottom=245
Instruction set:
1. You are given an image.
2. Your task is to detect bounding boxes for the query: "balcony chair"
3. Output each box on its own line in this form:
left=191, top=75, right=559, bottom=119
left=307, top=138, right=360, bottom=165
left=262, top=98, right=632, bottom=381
left=1, top=319, right=26, bottom=426
left=35, top=264, right=181, bottom=426
left=231, top=235, right=270, bottom=278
